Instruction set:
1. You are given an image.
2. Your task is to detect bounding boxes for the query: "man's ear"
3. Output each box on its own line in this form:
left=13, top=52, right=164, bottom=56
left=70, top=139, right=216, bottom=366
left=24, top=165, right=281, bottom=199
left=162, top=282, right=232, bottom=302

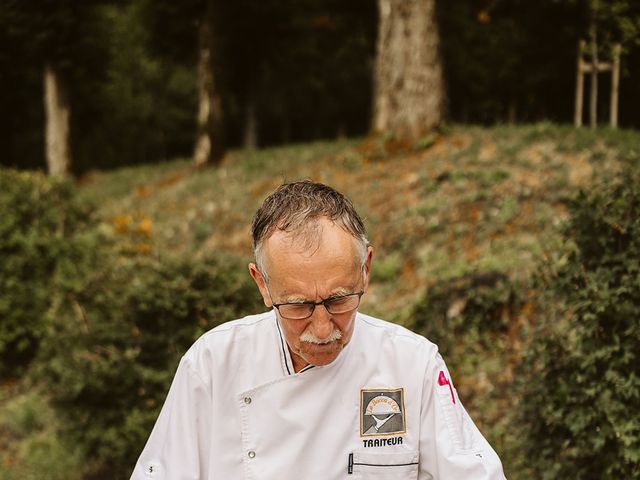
left=363, top=245, right=373, bottom=292
left=249, top=263, right=273, bottom=308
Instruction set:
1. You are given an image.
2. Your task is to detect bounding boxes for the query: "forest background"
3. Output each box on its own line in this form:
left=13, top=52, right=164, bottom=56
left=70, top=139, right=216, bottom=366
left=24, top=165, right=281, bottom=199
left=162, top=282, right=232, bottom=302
left=1, top=0, right=639, bottom=479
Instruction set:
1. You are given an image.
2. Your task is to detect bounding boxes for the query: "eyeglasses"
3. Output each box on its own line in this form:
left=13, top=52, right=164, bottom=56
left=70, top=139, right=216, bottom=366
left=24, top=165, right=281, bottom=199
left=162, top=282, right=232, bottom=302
left=271, top=291, right=365, bottom=320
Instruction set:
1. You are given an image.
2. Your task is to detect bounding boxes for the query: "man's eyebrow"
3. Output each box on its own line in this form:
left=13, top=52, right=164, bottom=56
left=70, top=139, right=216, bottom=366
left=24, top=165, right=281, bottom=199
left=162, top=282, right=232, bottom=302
left=326, top=287, right=353, bottom=298
left=280, top=286, right=354, bottom=304
left=281, top=294, right=308, bottom=304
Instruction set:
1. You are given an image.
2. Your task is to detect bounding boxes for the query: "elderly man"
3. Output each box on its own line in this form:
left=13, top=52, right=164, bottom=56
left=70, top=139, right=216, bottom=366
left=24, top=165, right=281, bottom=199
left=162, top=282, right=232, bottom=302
left=131, top=181, right=506, bottom=479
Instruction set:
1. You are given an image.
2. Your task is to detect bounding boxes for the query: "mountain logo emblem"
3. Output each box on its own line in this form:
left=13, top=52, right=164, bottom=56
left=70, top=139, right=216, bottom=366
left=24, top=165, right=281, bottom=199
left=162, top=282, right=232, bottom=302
left=360, top=388, right=406, bottom=436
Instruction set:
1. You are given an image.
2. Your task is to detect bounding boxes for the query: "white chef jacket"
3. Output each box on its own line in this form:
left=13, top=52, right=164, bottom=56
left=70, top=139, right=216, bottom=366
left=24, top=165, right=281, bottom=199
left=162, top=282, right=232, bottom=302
left=131, top=311, right=506, bottom=479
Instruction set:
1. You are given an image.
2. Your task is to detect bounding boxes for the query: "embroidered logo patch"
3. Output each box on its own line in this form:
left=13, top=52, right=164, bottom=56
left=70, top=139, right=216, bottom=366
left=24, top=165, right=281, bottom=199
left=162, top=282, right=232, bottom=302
left=360, top=388, right=406, bottom=437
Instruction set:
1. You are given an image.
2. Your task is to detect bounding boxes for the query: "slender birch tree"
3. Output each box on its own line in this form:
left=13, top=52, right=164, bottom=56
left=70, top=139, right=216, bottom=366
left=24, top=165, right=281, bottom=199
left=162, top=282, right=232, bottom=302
left=193, top=0, right=226, bottom=166
left=43, top=63, right=72, bottom=176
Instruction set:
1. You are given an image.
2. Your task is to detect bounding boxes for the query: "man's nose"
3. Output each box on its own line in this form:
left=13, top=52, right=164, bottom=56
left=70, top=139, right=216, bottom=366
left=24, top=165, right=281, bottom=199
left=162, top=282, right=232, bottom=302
left=310, top=305, right=334, bottom=339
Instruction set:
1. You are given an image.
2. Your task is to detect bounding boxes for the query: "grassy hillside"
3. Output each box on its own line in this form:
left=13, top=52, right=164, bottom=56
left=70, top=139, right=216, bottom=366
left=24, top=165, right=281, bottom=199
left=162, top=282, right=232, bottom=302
left=78, top=123, right=632, bottom=322
left=2, top=123, right=638, bottom=478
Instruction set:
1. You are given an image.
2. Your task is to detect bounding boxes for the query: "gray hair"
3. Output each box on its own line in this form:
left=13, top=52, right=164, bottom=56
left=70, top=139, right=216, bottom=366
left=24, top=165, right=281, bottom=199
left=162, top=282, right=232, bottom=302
left=251, top=180, right=369, bottom=276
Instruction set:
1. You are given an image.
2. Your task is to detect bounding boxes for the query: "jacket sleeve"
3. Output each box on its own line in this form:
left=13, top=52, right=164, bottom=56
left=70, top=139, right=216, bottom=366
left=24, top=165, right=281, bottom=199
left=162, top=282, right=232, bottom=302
left=130, top=356, right=212, bottom=480
left=418, top=351, right=506, bottom=479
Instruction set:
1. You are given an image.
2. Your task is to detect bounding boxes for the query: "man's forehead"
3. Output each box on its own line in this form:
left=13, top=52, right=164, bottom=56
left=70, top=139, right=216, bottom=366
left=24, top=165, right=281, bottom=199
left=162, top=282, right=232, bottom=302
left=266, top=227, right=322, bottom=257
left=262, top=219, right=360, bottom=266
left=261, top=222, right=362, bottom=299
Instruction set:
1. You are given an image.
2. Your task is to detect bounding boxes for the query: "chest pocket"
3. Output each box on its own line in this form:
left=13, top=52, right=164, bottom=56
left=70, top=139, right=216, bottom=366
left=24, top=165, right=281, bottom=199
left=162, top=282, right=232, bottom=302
left=348, top=451, right=419, bottom=479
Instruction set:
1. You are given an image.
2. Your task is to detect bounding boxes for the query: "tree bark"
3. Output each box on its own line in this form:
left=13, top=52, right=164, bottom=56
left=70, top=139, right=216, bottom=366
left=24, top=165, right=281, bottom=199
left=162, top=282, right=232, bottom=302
left=574, top=40, right=585, bottom=127
left=589, top=25, right=598, bottom=129
left=193, top=0, right=225, bottom=167
left=610, top=43, right=620, bottom=129
left=243, top=98, right=258, bottom=150
left=373, top=0, right=445, bottom=141
left=44, top=63, right=71, bottom=176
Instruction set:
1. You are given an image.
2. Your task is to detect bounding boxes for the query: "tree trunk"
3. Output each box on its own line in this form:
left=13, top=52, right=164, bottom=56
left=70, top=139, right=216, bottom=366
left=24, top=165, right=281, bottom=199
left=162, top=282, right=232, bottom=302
left=373, top=0, right=445, bottom=141
left=589, top=24, right=598, bottom=129
left=44, top=63, right=71, bottom=176
left=609, top=43, right=620, bottom=129
left=243, top=98, right=258, bottom=150
left=193, top=0, right=225, bottom=167
left=574, top=40, right=585, bottom=127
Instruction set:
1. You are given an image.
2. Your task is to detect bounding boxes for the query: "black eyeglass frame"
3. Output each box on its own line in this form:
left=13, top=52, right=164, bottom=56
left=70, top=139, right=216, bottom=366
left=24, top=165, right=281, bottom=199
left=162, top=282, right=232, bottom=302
left=262, top=264, right=368, bottom=320
left=270, top=291, right=365, bottom=320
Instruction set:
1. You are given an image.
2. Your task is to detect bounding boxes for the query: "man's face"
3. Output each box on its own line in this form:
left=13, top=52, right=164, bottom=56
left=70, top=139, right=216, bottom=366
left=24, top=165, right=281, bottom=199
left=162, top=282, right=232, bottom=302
left=249, top=218, right=372, bottom=372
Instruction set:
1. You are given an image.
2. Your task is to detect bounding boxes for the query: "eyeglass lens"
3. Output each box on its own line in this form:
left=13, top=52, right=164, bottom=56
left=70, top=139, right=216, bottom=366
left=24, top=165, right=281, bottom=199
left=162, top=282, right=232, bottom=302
left=278, top=294, right=361, bottom=319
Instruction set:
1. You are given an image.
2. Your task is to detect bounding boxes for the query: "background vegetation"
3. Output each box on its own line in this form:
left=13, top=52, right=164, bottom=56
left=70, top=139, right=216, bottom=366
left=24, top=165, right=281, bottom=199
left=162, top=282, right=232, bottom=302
left=1, top=0, right=640, bottom=173
left=1, top=0, right=639, bottom=478
left=2, top=124, right=639, bottom=478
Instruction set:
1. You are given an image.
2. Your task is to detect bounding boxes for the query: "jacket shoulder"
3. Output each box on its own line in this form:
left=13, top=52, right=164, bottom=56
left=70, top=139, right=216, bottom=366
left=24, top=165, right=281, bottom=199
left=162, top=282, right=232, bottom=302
left=356, top=312, right=438, bottom=355
left=181, top=311, right=277, bottom=378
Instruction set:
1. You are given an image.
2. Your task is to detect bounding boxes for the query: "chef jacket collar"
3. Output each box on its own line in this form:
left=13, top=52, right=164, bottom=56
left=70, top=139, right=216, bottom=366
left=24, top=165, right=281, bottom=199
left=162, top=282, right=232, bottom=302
left=274, top=310, right=357, bottom=376
left=274, top=311, right=296, bottom=375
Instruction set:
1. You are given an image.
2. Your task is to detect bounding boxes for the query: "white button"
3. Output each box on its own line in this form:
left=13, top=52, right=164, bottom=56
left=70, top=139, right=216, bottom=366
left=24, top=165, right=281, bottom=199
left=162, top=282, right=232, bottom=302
left=248, top=450, right=256, bottom=458
left=244, top=397, right=252, bottom=404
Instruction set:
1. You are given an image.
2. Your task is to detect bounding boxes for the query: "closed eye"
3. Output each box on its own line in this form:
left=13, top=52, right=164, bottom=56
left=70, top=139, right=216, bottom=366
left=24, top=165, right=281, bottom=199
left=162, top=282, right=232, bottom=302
left=326, top=290, right=353, bottom=301
left=327, top=294, right=346, bottom=301
left=327, top=294, right=355, bottom=303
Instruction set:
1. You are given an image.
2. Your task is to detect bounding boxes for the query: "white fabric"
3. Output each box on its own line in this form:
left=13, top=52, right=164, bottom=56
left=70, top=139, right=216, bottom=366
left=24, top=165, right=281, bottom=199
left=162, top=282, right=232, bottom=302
left=131, top=311, right=506, bottom=479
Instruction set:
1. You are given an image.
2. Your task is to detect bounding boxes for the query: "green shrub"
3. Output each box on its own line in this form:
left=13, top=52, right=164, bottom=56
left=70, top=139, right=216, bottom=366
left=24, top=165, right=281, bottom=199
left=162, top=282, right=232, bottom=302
left=413, top=271, right=521, bottom=354
left=37, top=251, right=263, bottom=479
left=0, top=390, right=83, bottom=480
left=516, top=167, right=640, bottom=479
left=0, top=169, right=93, bottom=378
left=412, top=271, right=529, bottom=472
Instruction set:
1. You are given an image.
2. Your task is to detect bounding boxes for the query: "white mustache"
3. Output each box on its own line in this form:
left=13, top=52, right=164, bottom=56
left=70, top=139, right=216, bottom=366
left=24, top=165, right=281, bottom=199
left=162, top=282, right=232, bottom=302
left=299, top=328, right=342, bottom=344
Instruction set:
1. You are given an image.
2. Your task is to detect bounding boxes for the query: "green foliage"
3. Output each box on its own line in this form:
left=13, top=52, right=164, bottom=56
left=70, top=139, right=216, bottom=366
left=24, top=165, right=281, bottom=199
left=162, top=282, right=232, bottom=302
left=370, top=252, right=403, bottom=284
left=0, top=169, right=93, bottom=378
left=438, top=0, right=640, bottom=125
left=4, top=125, right=640, bottom=479
left=0, top=167, right=266, bottom=478
left=412, top=272, right=528, bottom=463
left=516, top=167, right=640, bottom=479
left=414, top=133, right=437, bottom=150
left=413, top=272, right=521, bottom=356
left=0, top=390, right=83, bottom=480
left=591, top=0, right=640, bottom=49
left=36, top=250, right=263, bottom=479
left=75, top=2, right=196, bottom=171
left=4, top=0, right=640, bottom=172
